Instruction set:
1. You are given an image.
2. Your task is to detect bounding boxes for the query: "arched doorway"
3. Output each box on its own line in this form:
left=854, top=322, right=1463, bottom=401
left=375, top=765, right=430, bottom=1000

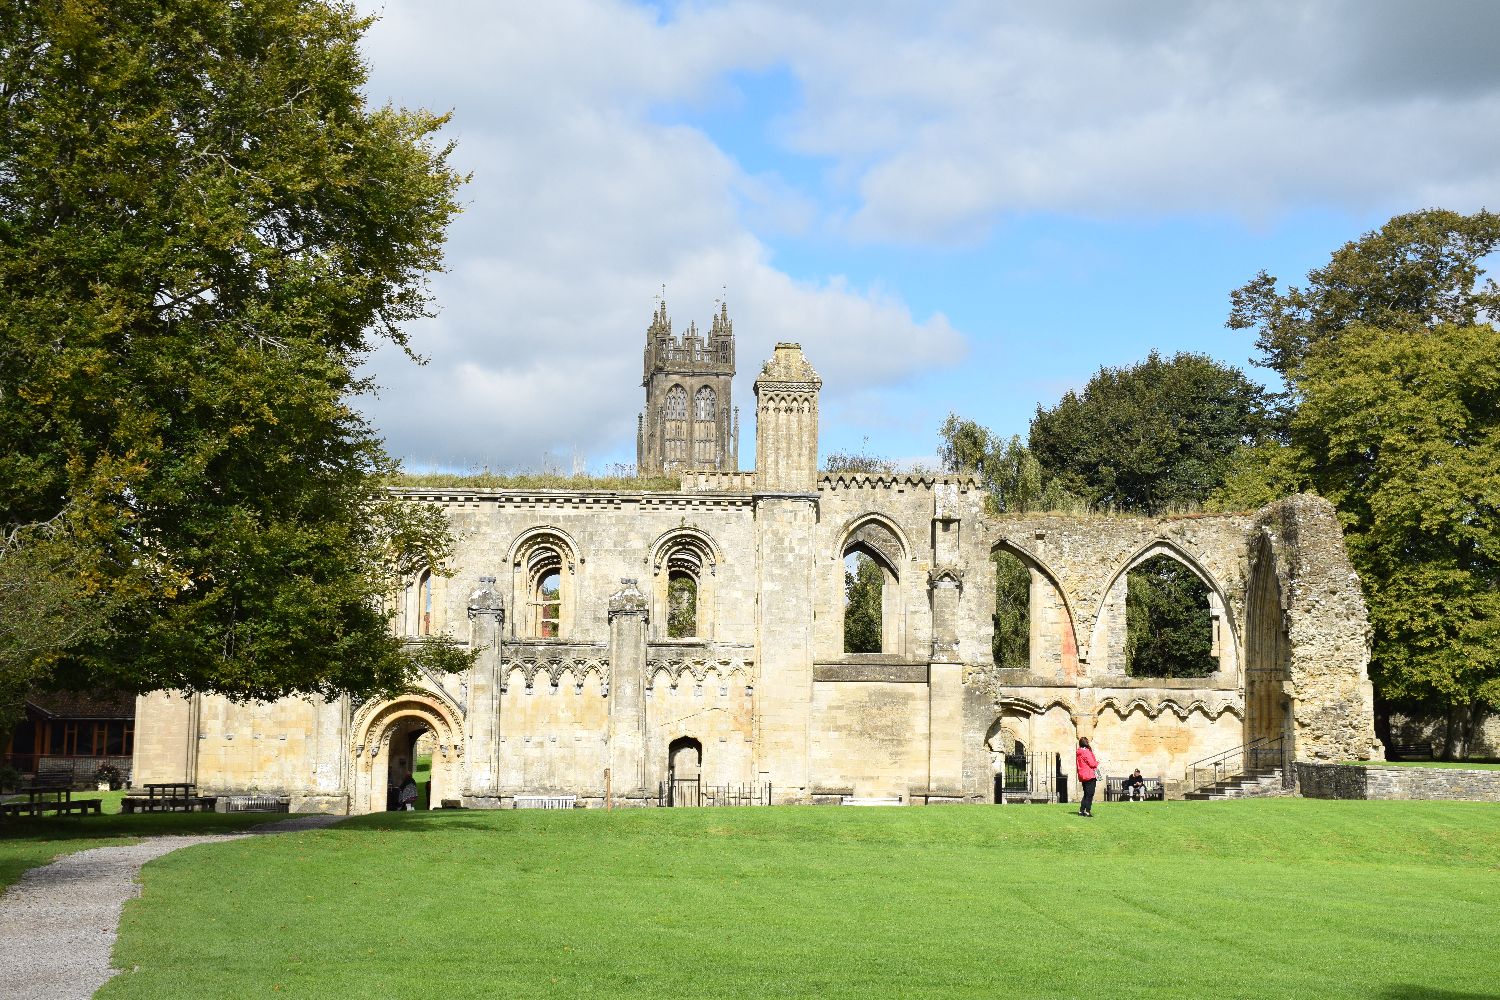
left=351, top=694, right=464, bottom=815
left=666, top=736, right=702, bottom=806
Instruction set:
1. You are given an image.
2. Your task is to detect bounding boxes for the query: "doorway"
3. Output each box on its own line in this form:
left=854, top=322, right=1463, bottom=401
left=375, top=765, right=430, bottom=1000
left=666, top=736, right=703, bottom=806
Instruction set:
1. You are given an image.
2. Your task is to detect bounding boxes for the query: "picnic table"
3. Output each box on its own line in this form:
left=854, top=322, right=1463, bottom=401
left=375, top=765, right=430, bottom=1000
left=0, top=779, right=102, bottom=818
left=121, top=782, right=218, bottom=814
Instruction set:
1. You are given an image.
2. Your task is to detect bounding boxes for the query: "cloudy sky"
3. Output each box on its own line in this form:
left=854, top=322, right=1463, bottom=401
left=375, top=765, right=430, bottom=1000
left=352, top=0, right=1500, bottom=473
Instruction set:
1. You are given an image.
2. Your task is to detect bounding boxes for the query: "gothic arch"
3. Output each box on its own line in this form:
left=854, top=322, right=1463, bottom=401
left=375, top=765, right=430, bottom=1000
left=1086, top=537, right=1241, bottom=679
left=506, top=526, right=583, bottom=639
left=990, top=538, right=1083, bottom=673
left=835, top=511, right=912, bottom=568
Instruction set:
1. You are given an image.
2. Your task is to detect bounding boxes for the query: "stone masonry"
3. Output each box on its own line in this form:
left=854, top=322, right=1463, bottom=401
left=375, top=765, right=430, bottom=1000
left=134, top=308, right=1382, bottom=813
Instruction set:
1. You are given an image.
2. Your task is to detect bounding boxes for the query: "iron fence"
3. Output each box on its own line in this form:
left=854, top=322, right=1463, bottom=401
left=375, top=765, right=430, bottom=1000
left=660, top=779, right=772, bottom=807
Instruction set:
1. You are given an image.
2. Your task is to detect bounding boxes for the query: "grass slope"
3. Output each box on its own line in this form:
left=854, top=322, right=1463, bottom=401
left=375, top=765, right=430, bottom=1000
left=99, top=800, right=1500, bottom=999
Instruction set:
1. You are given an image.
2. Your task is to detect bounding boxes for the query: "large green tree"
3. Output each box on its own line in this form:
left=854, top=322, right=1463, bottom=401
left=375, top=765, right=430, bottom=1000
left=843, top=554, right=883, bottom=654
left=1028, top=352, right=1269, bottom=514
left=1220, top=210, right=1500, bottom=756
left=0, top=0, right=468, bottom=708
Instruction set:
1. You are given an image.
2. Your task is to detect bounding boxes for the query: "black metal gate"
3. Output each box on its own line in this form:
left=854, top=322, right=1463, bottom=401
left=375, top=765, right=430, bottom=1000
left=994, top=751, right=1066, bottom=803
left=660, top=780, right=772, bottom=807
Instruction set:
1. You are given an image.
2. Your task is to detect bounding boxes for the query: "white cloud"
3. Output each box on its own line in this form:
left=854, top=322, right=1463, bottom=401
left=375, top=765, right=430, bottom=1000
left=352, top=0, right=1500, bottom=467
left=353, top=0, right=965, bottom=469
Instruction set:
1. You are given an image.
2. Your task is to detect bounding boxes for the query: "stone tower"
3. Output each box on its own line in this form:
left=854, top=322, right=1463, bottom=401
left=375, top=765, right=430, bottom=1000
left=753, top=342, right=821, bottom=492
left=636, top=298, right=738, bottom=475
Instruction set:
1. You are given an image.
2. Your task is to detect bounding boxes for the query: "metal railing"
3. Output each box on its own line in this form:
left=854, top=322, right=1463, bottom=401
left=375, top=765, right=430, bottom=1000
left=1186, top=736, right=1291, bottom=794
left=660, top=779, right=772, bottom=807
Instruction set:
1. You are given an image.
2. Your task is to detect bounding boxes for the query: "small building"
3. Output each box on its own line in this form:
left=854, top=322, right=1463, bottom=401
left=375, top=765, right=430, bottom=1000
left=4, top=691, right=136, bottom=787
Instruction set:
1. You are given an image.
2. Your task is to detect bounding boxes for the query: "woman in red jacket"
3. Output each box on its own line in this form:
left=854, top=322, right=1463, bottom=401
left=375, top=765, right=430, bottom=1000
left=1076, top=737, right=1099, bottom=817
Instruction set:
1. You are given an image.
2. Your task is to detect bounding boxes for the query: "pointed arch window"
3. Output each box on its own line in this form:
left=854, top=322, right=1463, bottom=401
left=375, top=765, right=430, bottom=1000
left=664, top=384, right=688, bottom=465
left=693, top=386, right=717, bottom=465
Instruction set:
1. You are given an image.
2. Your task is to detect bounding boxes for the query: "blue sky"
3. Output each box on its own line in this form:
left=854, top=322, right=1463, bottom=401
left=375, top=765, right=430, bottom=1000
left=352, top=1, right=1499, bottom=472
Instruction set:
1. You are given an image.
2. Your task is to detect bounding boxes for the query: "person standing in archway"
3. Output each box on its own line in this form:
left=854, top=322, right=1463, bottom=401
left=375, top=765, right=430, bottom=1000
left=1076, top=737, right=1099, bottom=817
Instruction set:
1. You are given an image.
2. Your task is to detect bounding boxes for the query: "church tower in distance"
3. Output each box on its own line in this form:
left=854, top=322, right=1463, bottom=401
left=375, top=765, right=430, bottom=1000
left=637, top=297, right=738, bottom=475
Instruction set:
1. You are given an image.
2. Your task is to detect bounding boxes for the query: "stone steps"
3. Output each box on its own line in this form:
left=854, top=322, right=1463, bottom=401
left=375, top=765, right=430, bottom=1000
left=1183, top=768, right=1290, bottom=800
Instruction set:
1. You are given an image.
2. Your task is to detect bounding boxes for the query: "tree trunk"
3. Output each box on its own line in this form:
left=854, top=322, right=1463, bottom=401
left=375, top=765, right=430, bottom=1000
left=1443, top=704, right=1472, bottom=761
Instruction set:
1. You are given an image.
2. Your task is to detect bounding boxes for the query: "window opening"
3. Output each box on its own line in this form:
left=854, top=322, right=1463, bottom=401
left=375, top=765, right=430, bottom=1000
left=1125, top=554, right=1215, bottom=677
left=537, top=571, right=562, bottom=639
left=667, top=570, right=698, bottom=638
left=843, top=551, right=884, bottom=653
left=992, top=549, right=1031, bottom=668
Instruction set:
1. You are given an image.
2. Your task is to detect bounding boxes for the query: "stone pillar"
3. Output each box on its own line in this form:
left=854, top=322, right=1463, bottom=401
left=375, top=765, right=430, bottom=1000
left=607, top=580, right=650, bottom=799
left=754, top=343, right=821, bottom=493
left=753, top=496, right=818, bottom=800
left=928, top=568, right=965, bottom=797
left=466, top=577, right=505, bottom=797
left=751, top=344, right=822, bottom=801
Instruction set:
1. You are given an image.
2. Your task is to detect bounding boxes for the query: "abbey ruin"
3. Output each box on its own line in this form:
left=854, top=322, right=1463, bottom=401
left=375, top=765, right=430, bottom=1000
left=133, top=304, right=1383, bottom=812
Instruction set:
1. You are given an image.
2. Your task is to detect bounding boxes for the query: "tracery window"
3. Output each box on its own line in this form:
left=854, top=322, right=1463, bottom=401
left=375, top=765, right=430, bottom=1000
left=664, top=384, right=688, bottom=465
left=694, top=386, right=715, bottom=421
left=693, top=386, right=717, bottom=466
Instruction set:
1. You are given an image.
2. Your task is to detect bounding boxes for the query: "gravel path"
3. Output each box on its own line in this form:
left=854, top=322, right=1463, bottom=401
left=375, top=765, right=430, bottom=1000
left=0, top=814, right=343, bottom=1000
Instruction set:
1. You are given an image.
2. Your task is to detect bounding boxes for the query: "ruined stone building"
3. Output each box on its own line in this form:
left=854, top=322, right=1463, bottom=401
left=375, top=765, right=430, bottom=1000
left=134, top=306, right=1382, bottom=813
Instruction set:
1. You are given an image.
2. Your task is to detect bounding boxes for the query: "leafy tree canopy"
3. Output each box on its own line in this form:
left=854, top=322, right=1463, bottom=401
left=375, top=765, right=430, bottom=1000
left=1219, top=208, right=1500, bottom=754
left=0, top=0, right=469, bottom=707
left=1028, top=352, right=1269, bottom=515
left=938, top=414, right=1079, bottom=514
left=1125, top=556, right=1215, bottom=678
left=1229, top=208, right=1500, bottom=404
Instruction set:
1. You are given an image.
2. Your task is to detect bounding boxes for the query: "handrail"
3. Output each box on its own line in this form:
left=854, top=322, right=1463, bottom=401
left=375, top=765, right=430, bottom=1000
left=1187, top=736, right=1288, bottom=794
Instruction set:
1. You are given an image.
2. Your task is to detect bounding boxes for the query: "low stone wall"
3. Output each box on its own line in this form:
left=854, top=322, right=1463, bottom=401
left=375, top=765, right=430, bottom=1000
left=1297, top=762, right=1500, bottom=802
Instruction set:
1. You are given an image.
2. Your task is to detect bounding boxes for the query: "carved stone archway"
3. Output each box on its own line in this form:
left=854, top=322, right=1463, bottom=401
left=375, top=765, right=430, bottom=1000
left=350, top=692, right=465, bottom=815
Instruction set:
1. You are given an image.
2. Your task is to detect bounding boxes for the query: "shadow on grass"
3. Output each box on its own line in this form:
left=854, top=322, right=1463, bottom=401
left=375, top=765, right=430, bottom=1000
left=1383, top=988, right=1500, bottom=999
left=0, top=810, right=286, bottom=843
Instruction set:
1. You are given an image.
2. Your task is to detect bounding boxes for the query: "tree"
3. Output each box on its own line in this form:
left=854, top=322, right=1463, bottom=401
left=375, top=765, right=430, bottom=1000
left=843, top=554, right=883, bottom=654
left=938, top=414, right=1078, bottom=514
left=1028, top=352, right=1269, bottom=514
left=1229, top=208, right=1500, bottom=405
left=991, top=550, right=1030, bottom=669
left=1293, top=323, right=1500, bottom=755
left=1223, top=209, right=1500, bottom=757
left=1124, top=556, right=1216, bottom=678
left=0, top=1, right=469, bottom=707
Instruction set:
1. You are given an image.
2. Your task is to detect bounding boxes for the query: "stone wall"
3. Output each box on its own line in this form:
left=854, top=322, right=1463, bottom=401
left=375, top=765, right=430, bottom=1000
left=1298, top=762, right=1500, bottom=802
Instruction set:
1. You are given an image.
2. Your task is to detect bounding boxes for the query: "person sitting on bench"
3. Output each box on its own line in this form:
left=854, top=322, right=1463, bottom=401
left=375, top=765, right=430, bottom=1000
left=1123, top=769, right=1147, bottom=801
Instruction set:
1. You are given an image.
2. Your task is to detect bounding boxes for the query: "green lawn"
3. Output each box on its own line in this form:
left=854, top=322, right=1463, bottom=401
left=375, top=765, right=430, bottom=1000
left=0, top=790, right=284, bottom=891
left=1346, top=759, right=1500, bottom=770
left=95, top=800, right=1500, bottom=999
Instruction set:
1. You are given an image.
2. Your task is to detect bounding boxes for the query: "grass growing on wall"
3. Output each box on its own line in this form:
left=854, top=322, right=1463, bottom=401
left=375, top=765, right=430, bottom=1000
left=99, top=800, right=1500, bottom=999
left=389, top=472, right=682, bottom=491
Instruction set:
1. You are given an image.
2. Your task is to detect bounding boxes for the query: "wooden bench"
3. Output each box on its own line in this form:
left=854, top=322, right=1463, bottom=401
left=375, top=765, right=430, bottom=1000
left=514, top=794, right=576, bottom=809
left=1104, top=775, right=1164, bottom=802
left=121, top=782, right=218, bottom=813
left=1, top=780, right=103, bottom=817
left=1386, top=741, right=1435, bottom=762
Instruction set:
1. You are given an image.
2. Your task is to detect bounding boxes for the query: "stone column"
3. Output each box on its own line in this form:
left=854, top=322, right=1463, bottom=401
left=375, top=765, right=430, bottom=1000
left=928, top=568, right=965, bottom=797
left=466, top=577, right=505, bottom=798
left=607, top=580, right=650, bottom=799
left=751, top=343, right=823, bottom=801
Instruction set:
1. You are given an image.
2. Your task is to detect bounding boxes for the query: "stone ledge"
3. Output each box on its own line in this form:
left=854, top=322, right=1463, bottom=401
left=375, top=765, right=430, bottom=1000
left=813, top=662, right=929, bottom=683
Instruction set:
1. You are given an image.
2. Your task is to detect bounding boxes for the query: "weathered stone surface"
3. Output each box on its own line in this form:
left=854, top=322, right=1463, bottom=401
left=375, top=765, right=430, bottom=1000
left=1298, top=762, right=1500, bottom=802
left=136, top=337, right=1380, bottom=812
